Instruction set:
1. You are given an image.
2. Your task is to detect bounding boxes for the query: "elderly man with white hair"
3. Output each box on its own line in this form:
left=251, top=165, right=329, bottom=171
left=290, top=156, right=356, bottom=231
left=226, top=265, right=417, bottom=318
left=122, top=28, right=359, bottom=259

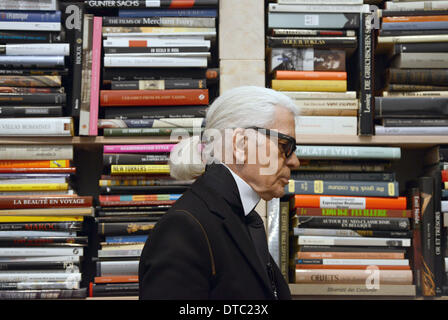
left=139, top=86, right=300, bottom=300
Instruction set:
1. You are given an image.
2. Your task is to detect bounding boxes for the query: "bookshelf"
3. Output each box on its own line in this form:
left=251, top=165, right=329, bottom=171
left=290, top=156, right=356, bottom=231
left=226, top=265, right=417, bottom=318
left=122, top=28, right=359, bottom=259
left=0, top=0, right=447, bottom=300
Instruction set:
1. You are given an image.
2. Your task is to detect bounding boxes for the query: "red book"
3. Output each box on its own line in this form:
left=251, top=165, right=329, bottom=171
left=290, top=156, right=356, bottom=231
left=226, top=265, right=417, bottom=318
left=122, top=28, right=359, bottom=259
left=0, top=196, right=93, bottom=209
left=442, top=170, right=447, bottom=182
left=94, top=276, right=138, bottom=284
left=292, top=194, right=407, bottom=210
left=295, top=207, right=412, bottom=218
left=100, top=89, right=209, bottom=107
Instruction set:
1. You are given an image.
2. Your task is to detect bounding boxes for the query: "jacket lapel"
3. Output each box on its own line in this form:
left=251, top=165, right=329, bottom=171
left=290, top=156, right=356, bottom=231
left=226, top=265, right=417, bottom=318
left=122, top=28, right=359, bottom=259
left=190, top=164, right=273, bottom=296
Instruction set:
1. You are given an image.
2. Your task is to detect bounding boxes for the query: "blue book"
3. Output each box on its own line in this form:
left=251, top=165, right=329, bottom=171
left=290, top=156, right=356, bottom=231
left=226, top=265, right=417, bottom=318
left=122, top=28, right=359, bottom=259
left=442, top=189, right=448, bottom=199
left=0, top=10, right=61, bottom=22
left=105, top=235, right=149, bottom=243
left=382, top=21, right=448, bottom=30
left=119, top=8, right=217, bottom=18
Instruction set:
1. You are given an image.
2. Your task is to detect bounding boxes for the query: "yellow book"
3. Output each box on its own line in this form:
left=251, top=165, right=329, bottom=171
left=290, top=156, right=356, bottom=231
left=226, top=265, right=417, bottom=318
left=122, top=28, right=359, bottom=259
left=110, top=165, right=170, bottom=175
left=272, top=80, right=347, bottom=92
left=0, top=207, right=94, bottom=216
left=0, top=183, right=68, bottom=192
left=0, top=215, right=84, bottom=222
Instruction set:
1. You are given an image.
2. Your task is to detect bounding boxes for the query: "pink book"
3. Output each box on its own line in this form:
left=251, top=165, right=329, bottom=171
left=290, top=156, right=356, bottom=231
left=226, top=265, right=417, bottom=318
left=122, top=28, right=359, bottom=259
left=103, top=144, right=176, bottom=154
left=89, top=16, right=102, bottom=136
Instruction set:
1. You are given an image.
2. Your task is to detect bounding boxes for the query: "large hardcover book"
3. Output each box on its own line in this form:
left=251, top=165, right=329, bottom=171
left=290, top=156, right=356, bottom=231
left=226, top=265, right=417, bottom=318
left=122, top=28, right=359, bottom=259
left=294, top=145, right=401, bottom=160
left=295, top=207, right=410, bottom=218
left=0, top=145, right=73, bottom=160
left=387, top=69, right=448, bottom=86
left=89, top=16, right=102, bottom=136
left=295, top=216, right=410, bottom=231
left=0, top=117, right=73, bottom=136
left=375, top=97, right=448, bottom=118
left=268, top=12, right=360, bottom=29
left=102, top=16, right=215, bottom=28
left=78, top=14, right=93, bottom=136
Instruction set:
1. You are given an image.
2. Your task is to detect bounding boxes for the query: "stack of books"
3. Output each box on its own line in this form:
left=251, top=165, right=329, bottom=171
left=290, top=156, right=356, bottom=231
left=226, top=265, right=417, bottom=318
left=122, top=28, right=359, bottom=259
left=0, top=0, right=73, bottom=137
left=266, top=0, right=366, bottom=136
left=80, top=0, right=218, bottom=136
left=89, top=143, right=192, bottom=297
left=375, top=1, right=448, bottom=135
left=0, top=144, right=93, bottom=299
left=285, top=145, right=417, bottom=296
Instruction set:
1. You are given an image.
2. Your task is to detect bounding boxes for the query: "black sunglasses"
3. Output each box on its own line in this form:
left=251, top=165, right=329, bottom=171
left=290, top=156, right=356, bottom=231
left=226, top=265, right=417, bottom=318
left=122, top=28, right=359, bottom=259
left=246, top=126, right=297, bottom=158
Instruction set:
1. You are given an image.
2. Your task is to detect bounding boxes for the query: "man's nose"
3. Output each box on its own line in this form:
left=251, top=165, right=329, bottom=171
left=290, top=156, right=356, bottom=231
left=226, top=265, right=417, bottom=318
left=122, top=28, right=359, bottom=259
left=286, top=153, right=300, bottom=169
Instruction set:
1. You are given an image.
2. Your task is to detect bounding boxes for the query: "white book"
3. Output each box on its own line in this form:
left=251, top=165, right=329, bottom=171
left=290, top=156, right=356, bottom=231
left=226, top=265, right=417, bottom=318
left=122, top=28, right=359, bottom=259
left=104, top=52, right=211, bottom=58
left=297, top=235, right=411, bottom=247
left=293, top=99, right=359, bottom=109
left=103, top=38, right=210, bottom=48
left=104, top=56, right=208, bottom=68
left=0, top=117, right=73, bottom=136
left=385, top=0, right=448, bottom=10
left=104, top=30, right=216, bottom=38
left=0, top=21, right=61, bottom=32
left=0, top=247, right=83, bottom=257
left=290, top=283, right=416, bottom=296
left=0, top=44, right=69, bottom=56
left=296, top=116, right=357, bottom=135
left=0, top=55, right=65, bottom=67
left=0, top=178, right=67, bottom=185
left=282, top=91, right=357, bottom=99
left=269, top=3, right=370, bottom=12
left=0, top=272, right=81, bottom=283
left=383, top=91, right=448, bottom=97
left=5, top=281, right=80, bottom=290
left=0, top=231, right=76, bottom=237
left=278, top=0, right=363, bottom=4
left=0, top=190, right=75, bottom=196
left=0, top=0, right=58, bottom=11
left=105, top=35, right=205, bottom=41
left=298, top=259, right=409, bottom=266
left=98, top=249, right=142, bottom=258
left=442, top=200, right=447, bottom=212
left=0, top=256, right=80, bottom=263
left=379, top=34, right=448, bottom=44
left=375, top=126, right=448, bottom=135
left=0, top=145, right=73, bottom=161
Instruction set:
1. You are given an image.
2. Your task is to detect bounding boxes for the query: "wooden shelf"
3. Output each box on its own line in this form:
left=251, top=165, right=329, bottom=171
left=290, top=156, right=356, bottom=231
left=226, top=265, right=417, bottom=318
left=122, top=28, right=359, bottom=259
left=0, top=135, right=446, bottom=147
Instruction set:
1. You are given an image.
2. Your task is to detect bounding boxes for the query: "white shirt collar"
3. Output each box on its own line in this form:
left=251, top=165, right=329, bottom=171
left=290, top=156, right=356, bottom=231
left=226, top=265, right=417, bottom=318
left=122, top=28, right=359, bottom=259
left=221, top=163, right=261, bottom=216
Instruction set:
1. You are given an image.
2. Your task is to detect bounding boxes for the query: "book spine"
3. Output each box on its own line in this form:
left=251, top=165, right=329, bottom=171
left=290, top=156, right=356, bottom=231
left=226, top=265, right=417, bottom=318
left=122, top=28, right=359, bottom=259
left=93, top=275, right=138, bottom=283
left=271, top=29, right=356, bottom=37
left=0, top=159, right=69, bottom=168
left=96, top=260, right=139, bottom=276
left=419, top=176, right=436, bottom=296
left=382, top=118, right=448, bottom=127
left=98, top=222, right=155, bottom=236
left=90, top=283, right=139, bottom=297
left=102, top=16, right=215, bottom=27
left=0, top=237, right=87, bottom=246
left=103, top=144, right=175, bottom=154
left=0, top=93, right=66, bottom=105
left=110, top=164, right=170, bottom=174
left=0, top=11, right=61, bottom=22
left=268, top=12, right=360, bottom=29
left=387, top=69, right=448, bottom=86
left=0, top=222, right=82, bottom=231
left=99, top=200, right=176, bottom=207
left=0, top=21, right=60, bottom=31
left=286, top=180, right=398, bottom=197
left=103, top=56, right=208, bottom=67
left=393, top=43, right=448, bottom=54
left=297, top=251, right=405, bottom=259
left=0, top=196, right=92, bottom=209
left=375, top=126, right=448, bottom=135
left=277, top=0, right=363, bottom=4
left=269, top=3, right=369, bottom=13
left=0, top=145, right=73, bottom=160
left=267, top=36, right=357, bottom=48
left=87, top=0, right=218, bottom=9
left=61, top=2, right=84, bottom=118
left=395, top=53, right=448, bottom=69
left=294, top=228, right=412, bottom=238
left=291, top=172, right=396, bottom=182
left=0, top=31, right=64, bottom=44
left=103, top=105, right=207, bottom=119
left=103, top=153, right=169, bottom=165
left=0, top=118, right=73, bottom=136
left=79, top=14, right=93, bottom=136
left=0, top=76, right=61, bottom=87
left=296, top=258, right=409, bottom=266
left=383, top=21, right=448, bottom=31
left=89, top=16, right=102, bottom=136
left=295, top=207, right=411, bottom=218
left=295, top=145, right=401, bottom=160
left=0, top=106, right=63, bottom=117
left=295, top=269, right=412, bottom=284
left=0, top=282, right=80, bottom=290
left=0, top=1, right=58, bottom=11
left=297, top=235, right=411, bottom=247
left=292, top=195, right=407, bottom=210
left=275, top=71, right=347, bottom=81
left=296, top=116, right=357, bottom=135
left=98, top=118, right=204, bottom=128
left=99, top=185, right=188, bottom=194
left=0, top=289, right=86, bottom=299
left=0, top=183, right=68, bottom=192
left=0, top=247, right=83, bottom=256
left=296, top=216, right=410, bottom=231
left=0, top=44, right=69, bottom=56
left=103, top=127, right=197, bottom=136
left=0, top=87, right=63, bottom=93
left=118, top=9, right=218, bottom=17
left=358, top=12, right=374, bottom=136
left=100, top=89, right=209, bottom=107
left=272, top=80, right=347, bottom=92
left=110, top=79, right=206, bottom=90
left=0, top=56, right=64, bottom=68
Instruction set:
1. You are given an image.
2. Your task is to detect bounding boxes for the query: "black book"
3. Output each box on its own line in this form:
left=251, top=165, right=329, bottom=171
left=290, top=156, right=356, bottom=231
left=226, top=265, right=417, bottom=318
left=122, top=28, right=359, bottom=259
left=382, top=118, right=448, bottom=127
left=97, top=205, right=171, bottom=212
left=418, top=176, right=436, bottom=297
left=103, top=153, right=170, bottom=165
left=98, top=222, right=156, bottom=236
left=387, top=69, right=448, bottom=86
left=297, top=245, right=406, bottom=253
left=393, top=43, right=448, bottom=54
left=382, top=10, right=448, bottom=17
left=96, top=216, right=163, bottom=223
left=99, top=185, right=190, bottom=195
left=375, top=97, right=448, bottom=118
left=0, top=69, right=69, bottom=76
left=0, top=106, right=63, bottom=117
left=0, top=93, right=66, bottom=105
left=104, top=105, right=207, bottom=119
left=266, top=36, right=357, bottom=49
left=290, top=171, right=395, bottom=182
left=90, top=283, right=139, bottom=297
left=0, top=261, right=78, bottom=271
left=380, top=29, right=448, bottom=37
left=61, top=2, right=84, bottom=118
left=110, top=79, right=206, bottom=90
left=0, top=236, right=88, bottom=247
left=296, top=216, right=411, bottom=231
left=0, top=31, right=65, bottom=44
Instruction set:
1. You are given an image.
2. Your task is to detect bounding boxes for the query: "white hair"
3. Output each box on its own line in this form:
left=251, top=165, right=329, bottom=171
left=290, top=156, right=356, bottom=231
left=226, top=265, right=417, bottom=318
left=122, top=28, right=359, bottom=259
left=169, top=86, right=299, bottom=180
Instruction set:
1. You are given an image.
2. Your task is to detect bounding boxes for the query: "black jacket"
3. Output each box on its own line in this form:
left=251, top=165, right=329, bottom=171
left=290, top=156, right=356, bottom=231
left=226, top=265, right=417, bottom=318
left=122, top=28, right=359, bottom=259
left=138, top=163, right=291, bottom=300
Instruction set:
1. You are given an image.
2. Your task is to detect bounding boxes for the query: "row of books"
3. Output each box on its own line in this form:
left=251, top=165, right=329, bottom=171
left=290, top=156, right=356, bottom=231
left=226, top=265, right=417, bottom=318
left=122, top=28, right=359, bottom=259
left=0, top=144, right=93, bottom=299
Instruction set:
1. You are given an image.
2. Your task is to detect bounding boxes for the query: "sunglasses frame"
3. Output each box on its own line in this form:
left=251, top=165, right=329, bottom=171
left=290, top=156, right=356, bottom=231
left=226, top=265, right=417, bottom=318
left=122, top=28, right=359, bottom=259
left=245, top=126, right=297, bottom=158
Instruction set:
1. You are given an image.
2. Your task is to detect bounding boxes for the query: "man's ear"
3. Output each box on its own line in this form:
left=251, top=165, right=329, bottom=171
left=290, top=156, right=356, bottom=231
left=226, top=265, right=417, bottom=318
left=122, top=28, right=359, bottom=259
left=232, top=128, right=247, bottom=165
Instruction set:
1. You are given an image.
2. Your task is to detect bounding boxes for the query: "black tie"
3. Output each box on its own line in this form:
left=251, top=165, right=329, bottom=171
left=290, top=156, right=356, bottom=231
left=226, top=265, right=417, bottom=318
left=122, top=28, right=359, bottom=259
left=245, top=210, right=278, bottom=299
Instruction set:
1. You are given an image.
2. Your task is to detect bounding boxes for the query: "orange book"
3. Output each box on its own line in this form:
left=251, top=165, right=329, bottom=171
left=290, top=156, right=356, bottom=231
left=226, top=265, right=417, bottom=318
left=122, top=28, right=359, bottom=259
left=442, top=170, right=447, bottom=182
left=297, top=251, right=405, bottom=260
left=94, top=275, right=138, bottom=284
left=295, top=265, right=411, bottom=270
left=100, top=89, right=209, bottom=107
left=383, top=15, right=448, bottom=23
left=292, top=194, right=407, bottom=210
left=275, top=70, right=347, bottom=81
left=0, top=160, right=70, bottom=168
